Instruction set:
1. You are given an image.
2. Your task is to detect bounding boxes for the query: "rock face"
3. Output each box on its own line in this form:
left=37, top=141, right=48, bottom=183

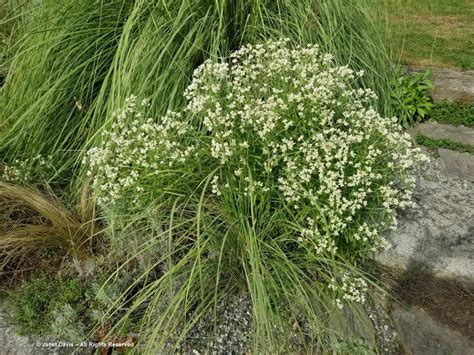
left=438, top=148, right=474, bottom=183
left=407, top=121, right=474, bottom=182
left=392, top=306, right=474, bottom=355
left=376, top=157, right=474, bottom=284
left=409, top=121, right=474, bottom=146
left=377, top=154, right=474, bottom=354
left=430, top=68, right=474, bottom=102
left=409, top=67, right=474, bottom=102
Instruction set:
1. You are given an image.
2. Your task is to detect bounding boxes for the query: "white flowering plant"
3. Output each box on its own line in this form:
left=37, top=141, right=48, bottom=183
left=87, top=40, right=425, bottom=258
left=86, top=40, right=427, bottom=350
left=2, top=154, right=54, bottom=184
left=329, top=272, right=369, bottom=310
left=85, top=95, right=200, bottom=209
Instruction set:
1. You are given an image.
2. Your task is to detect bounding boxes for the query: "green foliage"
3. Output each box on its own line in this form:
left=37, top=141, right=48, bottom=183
left=391, top=69, right=433, bottom=127
left=1, top=154, right=55, bottom=184
left=1, top=1, right=32, bottom=72
left=8, top=272, right=87, bottom=339
left=430, top=100, right=474, bottom=128
left=50, top=304, right=87, bottom=342
left=0, top=0, right=397, bottom=189
left=1, top=0, right=136, bottom=181
left=415, top=135, right=474, bottom=156
left=6, top=260, right=134, bottom=342
left=333, top=337, right=376, bottom=354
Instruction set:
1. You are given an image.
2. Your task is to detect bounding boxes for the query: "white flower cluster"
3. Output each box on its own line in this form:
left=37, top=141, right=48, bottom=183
left=84, top=95, right=196, bottom=206
left=329, top=273, right=368, bottom=309
left=298, top=217, right=338, bottom=255
left=86, top=40, right=427, bottom=256
left=183, top=40, right=427, bottom=255
left=2, top=154, right=51, bottom=183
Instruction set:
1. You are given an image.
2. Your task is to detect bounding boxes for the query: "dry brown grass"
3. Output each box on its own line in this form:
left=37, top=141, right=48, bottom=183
left=0, top=181, right=101, bottom=281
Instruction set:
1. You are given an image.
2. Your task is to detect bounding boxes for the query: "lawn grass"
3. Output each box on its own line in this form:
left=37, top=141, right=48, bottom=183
left=378, top=0, right=474, bottom=70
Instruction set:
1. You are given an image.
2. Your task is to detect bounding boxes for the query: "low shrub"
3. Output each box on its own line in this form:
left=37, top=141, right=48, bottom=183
left=6, top=257, right=141, bottom=342
left=8, top=272, right=86, bottom=339
left=86, top=41, right=426, bottom=352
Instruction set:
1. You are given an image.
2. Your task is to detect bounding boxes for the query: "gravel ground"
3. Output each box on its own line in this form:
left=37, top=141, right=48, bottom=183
left=158, top=287, right=404, bottom=354
left=162, top=292, right=254, bottom=354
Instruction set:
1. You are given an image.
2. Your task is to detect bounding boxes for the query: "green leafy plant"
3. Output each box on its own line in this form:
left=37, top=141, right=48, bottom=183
left=391, top=69, right=433, bottom=127
left=333, top=337, right=376, bottom=354
left=6, top=261, right=133, bottom=342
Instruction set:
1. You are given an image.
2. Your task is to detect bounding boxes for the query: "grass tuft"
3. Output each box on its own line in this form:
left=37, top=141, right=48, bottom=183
left=0, top=181, right=100, bottom=280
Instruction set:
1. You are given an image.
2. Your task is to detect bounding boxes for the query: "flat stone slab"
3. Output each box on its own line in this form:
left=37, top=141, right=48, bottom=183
left=392, top=306, right=474, bottom=355
left=376, top=158, right=474, bottom=283
left=409, top=67, right=474, bottom=102
left=409, top=121, right=474, bottom=146
left=438, top=148, right=474, bottom=182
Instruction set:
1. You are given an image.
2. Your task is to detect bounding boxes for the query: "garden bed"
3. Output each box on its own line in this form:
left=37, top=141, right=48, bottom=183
left=1, top=1, right=473, bottom=353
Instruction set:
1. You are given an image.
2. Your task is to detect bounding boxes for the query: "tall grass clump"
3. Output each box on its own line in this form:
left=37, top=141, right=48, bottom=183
left=1, top=0, right=33, bottom=75
left=85, top=41, right=426, bottom=352
left=102, top=0, right=396, bottom=117
left=0, top=0, right=136, bottom=180
left=0, top=0, right=396, bottom=188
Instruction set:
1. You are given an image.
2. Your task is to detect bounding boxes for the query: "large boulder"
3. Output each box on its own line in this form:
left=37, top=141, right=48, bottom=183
left=377, top=157, right=474, bottom=284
